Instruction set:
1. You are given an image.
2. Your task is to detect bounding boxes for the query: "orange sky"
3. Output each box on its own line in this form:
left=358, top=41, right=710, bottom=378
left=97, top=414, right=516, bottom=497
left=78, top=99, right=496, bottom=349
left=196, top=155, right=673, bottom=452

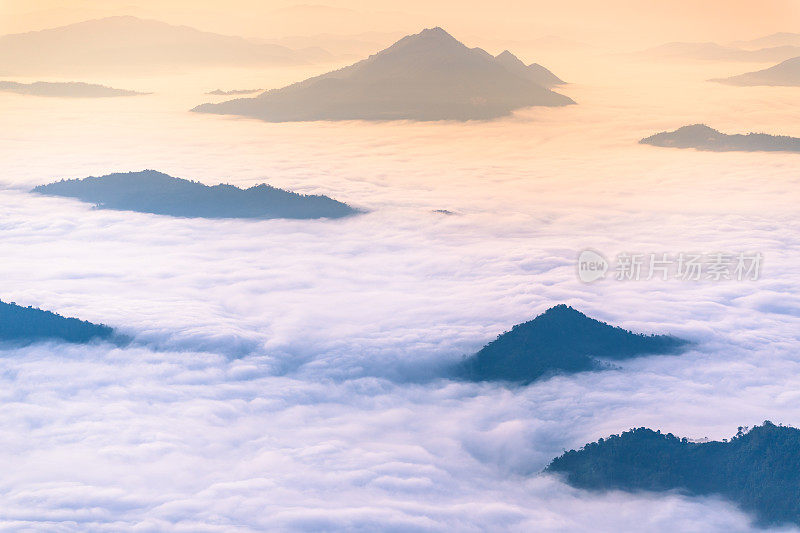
left=2, top=0, right=799, bottom=48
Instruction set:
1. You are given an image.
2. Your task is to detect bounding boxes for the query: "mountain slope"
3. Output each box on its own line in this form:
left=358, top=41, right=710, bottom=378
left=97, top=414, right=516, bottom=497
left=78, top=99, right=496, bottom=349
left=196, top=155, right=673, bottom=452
left=455, top=305, right=687, bottom=384
left=32, top=170, right=360, bottom=220
left=206, top=88, right=262, bottom=96
left=546, top=422, right=800, bottom=528
left=0, top=16, right=330, bottom=74
left=641, top=124, right=800, bottom=152
left=192, top=27, right=574, bottom=122
left=713, top=56, right=800, bottom=86
left=0, top=300, right=116, bottom=345
left=493, top=50, right=565, bottom=88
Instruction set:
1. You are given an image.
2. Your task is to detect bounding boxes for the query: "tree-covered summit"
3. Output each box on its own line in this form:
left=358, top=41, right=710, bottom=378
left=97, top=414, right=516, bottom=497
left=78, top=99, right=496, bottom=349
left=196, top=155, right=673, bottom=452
left=456, top=304, right=687, bottom=384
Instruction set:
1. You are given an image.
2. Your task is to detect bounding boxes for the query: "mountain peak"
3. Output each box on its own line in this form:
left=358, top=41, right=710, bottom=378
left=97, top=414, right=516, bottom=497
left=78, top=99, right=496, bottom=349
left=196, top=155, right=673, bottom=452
left=677, top=123, right=717, bottom=133
left=537, top=304, right=588, bottom=320
left=369, top=26, right=467, bottom=60
left=493, top=50, right=566, bottom=87
left=395, top=26, right=462, bottom=48
left=456, top=305, right=687, bottom=384
left=496, top=50, right=523, bottom=63
left=418, top=26, right=453, bottom=38
left=194, top=27, right=574, bottom=121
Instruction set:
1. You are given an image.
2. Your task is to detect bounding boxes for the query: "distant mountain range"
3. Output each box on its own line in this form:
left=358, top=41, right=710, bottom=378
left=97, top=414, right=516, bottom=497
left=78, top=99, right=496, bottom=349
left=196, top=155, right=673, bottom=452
left=639, top=41, right=800, bottom=63
left=730, top=32, right=800, bottom=49
left=712, top=56, right=800, bottom=86
left=258, top=31, right=404, bottom=60
left=0, top=80, right=147, bottom=98
left=206, top=88, right=262, bottom=96
left=32, top=170, right=360, bottom=220
left=0, top=300, right=116, bottom=345
left=641, top=124, right=800, bottom=152
left=0, top=16, right=331, bottom=74
left=192, top=27, right=574, bottom=122
left=454, top=305, right=687, bottom=384
left=546, top=422, right=800, bottom=528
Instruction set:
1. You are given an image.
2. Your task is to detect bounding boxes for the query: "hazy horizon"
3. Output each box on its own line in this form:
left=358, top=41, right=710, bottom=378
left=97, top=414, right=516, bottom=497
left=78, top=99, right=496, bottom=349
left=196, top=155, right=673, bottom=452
left=3, top=0, right=800, bottom=50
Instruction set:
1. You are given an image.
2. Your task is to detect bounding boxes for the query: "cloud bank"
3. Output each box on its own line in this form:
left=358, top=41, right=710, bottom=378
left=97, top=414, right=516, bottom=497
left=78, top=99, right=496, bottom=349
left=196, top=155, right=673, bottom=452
left=0, top=57, right=798, bottom=531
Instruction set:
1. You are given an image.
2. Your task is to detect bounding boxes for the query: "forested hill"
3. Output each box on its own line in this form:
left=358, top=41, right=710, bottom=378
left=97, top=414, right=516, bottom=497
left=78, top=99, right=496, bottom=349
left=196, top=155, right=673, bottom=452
left=546, top=422, right=800, bottom=527
left=456, top=304, right=687, bottom=384
left=0, top=300, right=116, bottom=345
left=33, top=170, right=360, bottom=220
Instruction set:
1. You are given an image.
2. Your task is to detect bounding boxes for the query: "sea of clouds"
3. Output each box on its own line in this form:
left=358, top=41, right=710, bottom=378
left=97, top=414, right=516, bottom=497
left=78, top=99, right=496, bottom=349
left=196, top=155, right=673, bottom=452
left=0, top=61, right=798, bottom=531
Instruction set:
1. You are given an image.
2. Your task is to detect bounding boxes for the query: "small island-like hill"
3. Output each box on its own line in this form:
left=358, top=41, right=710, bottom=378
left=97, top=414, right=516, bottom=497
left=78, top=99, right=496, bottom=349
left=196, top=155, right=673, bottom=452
left=641, top=124, right=800, bottom=152
left=32, top=170, right=360, bottom=220
left=454, top=304, right=687, bottom=384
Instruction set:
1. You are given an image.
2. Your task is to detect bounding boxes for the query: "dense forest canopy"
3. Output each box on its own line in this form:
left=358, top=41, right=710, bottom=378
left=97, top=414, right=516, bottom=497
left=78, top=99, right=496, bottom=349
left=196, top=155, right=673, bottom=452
left=0, top=300, right=115, bottom=345
left=547, top=422, right=800, bottom=527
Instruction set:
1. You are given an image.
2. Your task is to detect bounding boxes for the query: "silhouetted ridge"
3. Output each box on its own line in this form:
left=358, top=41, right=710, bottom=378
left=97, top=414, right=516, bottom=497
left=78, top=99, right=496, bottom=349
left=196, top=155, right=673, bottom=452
left=713, top=56, right=800, bottom=86
left=0, top=300, right=115, bottom=345
left=392, top=26, right=461, bottom=50
left=732, top=32, right=800, bottom=49
left=207, top=88, right=262, bottom=95
left=641, top=124, right=800, bottom=152
left=546, top=422, right=800, bottom=527
left=192, top=27, right=573, bottom=122
left=639, top=41, right=800, bottom=63
left=494, top=50, right=565, bottom=88
left=32, top=170, right=360, bottom=220
left=456, top=305, right=687, bottom=384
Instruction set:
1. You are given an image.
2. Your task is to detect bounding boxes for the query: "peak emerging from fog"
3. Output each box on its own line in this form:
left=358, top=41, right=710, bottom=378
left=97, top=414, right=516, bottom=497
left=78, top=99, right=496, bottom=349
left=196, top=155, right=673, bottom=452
left=192, top=27, right=573, bottom=122
left=378, top=26, right=469, bottom=56
left=496, top=50, right=522, bottom=63
left=455, top=305, right=687, bottom=384
left=33, top=170, right=360, bottom=220
left=641, top=124, right=800, bottom=152
left=713, top=56, right=800, bottom=86
left=493, top=49, right=565, bottom=88
left=405, top=26, right=458, bottom=44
